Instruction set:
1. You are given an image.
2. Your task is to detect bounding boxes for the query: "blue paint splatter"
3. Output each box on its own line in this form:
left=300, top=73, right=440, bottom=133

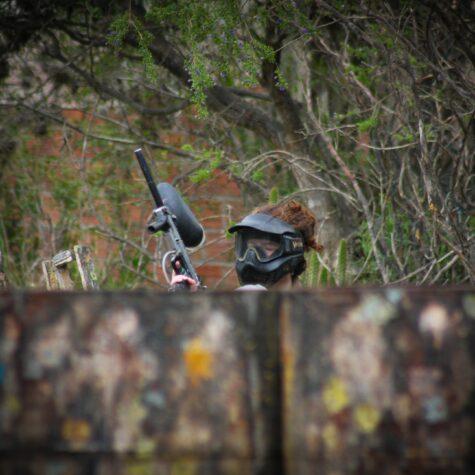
left=143, top=390, right=166, bottom=409
left=386, top=288, right=403, bottom=305
left=423, top=395, right=448, bottom=423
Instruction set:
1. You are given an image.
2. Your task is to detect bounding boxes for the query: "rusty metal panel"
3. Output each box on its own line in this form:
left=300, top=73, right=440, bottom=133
left=0, top=291, right=283, bottom=474
left=1, top=288, right=474, bottom=474
left=282, top=288, right=475, bottom=475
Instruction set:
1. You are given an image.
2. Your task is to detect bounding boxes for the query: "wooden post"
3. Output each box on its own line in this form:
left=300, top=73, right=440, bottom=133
left=0, top=250, right=7, bottom=289
left=42, top=260, right=58, bottom=290
left=42, top=250, right=75, bottom=290
left=51, top=250, right=75, bottom=290
left=42, top=246, right=99, bottom=290
left=74, top=245, right=99, bottom=290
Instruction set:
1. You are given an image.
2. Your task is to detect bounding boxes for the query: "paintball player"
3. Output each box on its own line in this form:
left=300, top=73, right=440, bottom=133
left=171, top=199, right=321, bottom=291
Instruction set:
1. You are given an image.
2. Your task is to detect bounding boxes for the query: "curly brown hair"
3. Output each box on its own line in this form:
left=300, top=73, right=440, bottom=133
left=252, top=199, right=323, bottom=253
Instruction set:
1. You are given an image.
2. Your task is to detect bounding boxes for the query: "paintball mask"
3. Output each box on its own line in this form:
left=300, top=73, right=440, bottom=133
left=228, top=213, right=305, bottom=287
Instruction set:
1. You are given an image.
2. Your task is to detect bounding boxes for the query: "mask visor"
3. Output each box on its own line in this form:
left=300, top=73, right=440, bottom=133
left=236, top=230, right=285, bottom=262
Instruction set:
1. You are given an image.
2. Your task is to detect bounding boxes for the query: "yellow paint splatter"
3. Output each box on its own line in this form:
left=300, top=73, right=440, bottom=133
left=282, top=347, right=295, bottom=406
left=136, top=436, right=155, bottom=456
left=322, top=423, right=339, bottom=452
left=323, top=377, right=349, bottom=414
left=126, top=461, right=154, bottom=475
left=171, top=460, right=198, bottom=475
left=62, top=418, right=92, bottom=445
left=354, top=404, right=381, bottom=433
left=5, top=396, right=21, bottom=415
left=184, top=338, right=213, bottom=386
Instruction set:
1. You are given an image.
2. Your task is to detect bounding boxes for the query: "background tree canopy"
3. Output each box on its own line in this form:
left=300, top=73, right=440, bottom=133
left=0, top=0, right=473, bottom=287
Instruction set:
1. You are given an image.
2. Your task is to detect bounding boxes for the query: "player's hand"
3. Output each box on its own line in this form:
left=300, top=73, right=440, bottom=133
left=169, top=273, right=199, bottom=292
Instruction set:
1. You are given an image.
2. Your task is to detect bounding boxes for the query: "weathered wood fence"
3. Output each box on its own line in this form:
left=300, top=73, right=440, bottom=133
left=0, top=288, right=474, bottom=474
left=41, top=245, right=99, bottom=291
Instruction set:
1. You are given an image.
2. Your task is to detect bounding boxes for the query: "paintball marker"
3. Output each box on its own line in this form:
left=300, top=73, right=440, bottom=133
left=134, top=148, right=205, bottom=290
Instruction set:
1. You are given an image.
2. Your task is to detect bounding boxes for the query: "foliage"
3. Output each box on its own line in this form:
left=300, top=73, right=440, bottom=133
left=0, top=0, right=473, bottom=288
left=268, top=187, right=279, bottom=205
left=302, top=240, right=346, bottom=288
left=337, top=239, right=347, bottom=286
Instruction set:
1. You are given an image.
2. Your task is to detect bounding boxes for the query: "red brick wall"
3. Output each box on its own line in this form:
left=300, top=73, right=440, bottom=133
left=189, top=171, right=244, bottom=289
left=26, top=110, right=245, bottom=289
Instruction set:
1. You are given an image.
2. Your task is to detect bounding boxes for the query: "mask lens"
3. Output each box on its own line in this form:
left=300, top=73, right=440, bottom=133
left=236, top=230, right=283, bottom=262
left=247, top=237, right=280, bottom=259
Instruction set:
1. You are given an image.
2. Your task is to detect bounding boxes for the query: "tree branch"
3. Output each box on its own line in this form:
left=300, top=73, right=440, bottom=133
left=131, top=34, right=285, bottom=144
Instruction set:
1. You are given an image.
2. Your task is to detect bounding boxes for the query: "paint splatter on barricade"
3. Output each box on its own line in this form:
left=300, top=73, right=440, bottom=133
left=0, top=288, right=474, bottom=474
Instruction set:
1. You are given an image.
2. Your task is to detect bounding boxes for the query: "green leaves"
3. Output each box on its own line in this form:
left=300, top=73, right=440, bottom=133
left=188, top=147, right=224, bottom=183
left=185, top=53, right=215, bottom=117
left=357, top=116, right=378, bottom=133
left=108, top=1, right=284, bottom=115
left=225, top=220, right=237, bottom=239
left=51, top=175, right=83, bottom=211
left=108, top=12, right=158, bottom=83
left=146, top=4, right=176, bottom=24
left=251, top=170, right=265, bottom=182
left=268, top=187, right=279, bottom=204
left=190, top=168, right=212, bottom=184
left=107, top=13, right=129, bottom=48
left=337, top=239, right=347, bottom=286
left=302, top=241, right=346, bottom=288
